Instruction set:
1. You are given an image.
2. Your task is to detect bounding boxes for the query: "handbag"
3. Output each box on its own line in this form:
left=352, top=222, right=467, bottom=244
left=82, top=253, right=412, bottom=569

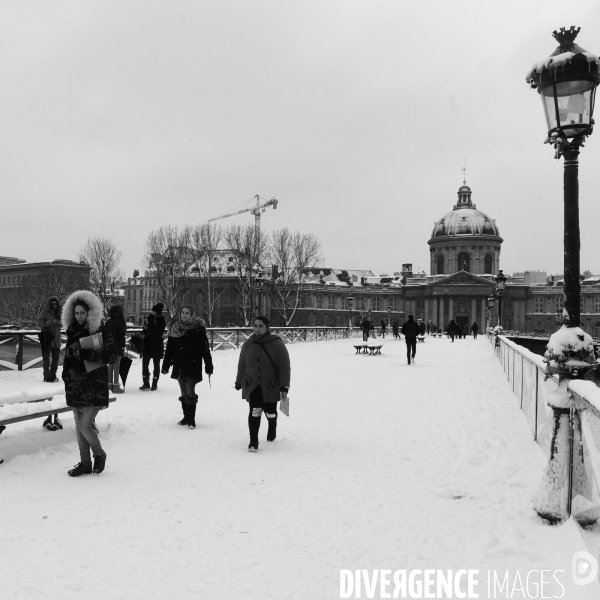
left=130, top=333, right=145, bottom=355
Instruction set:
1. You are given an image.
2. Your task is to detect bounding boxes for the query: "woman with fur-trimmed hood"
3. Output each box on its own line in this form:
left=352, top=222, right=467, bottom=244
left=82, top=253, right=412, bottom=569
left=161, top=305, right=213, bottom=428
left=61, top=290, right=117, bottom=477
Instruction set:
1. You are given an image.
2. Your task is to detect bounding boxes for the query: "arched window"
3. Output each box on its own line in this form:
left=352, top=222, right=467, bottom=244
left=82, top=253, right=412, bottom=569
left=436, top=255, right=444, bottom=275
left=458, top=252, right=471, bottom=272
left=484, top=254, right=493, bottom=273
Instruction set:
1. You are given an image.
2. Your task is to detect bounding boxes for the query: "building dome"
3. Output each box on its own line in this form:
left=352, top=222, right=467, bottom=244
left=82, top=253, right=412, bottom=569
left=431, top=185, right=500, bottom=238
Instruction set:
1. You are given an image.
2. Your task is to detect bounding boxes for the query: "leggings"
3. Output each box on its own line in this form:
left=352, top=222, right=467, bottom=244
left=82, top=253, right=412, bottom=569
left=73, top=407, right=103, bottom=463
left=248, top=386, right=277, bottom=441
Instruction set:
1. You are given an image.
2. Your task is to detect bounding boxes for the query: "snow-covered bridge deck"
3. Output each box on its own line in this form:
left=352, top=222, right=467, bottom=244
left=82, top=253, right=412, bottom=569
left=1, top=336, right=599, bottom=598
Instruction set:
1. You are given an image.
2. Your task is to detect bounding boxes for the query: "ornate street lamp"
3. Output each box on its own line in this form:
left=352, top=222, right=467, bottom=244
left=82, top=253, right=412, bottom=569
left=347, top=295, right=354, bottom=328
left=486, top=295, right=496, bottom=330
left=526, top=26, right=600, bottom=328
left=388, top=303, right=392, bottom=329
left=256, top=273, right=265, bottom=316
left=495, top=270, right=507, bottom=328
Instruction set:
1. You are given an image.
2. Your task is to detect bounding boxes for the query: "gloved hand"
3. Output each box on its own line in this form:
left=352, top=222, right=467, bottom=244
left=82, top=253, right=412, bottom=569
left=161, top=369, right=168, bottom=375
left=234, top=382, right=241, bottom=390
left=206, top=367, right=213, bottom=376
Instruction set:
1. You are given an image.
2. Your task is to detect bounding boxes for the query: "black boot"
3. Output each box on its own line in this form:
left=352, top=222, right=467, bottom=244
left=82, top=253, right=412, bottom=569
left=93, top=451, right=107, bottom=474
left=140, top=378, right=150, bottom=391
left=178, top=397, right=189, bottom=426
left=151, top=377, right=158, bottom=391
left=248, top=407, right=261, bottom=451
left=267, top=416, right=277, bottom=442
left=43, top=416, right=53, bottom=431
left=68, top=462, right=92, bottom=477
left=187, top=396, right=198, bottom=428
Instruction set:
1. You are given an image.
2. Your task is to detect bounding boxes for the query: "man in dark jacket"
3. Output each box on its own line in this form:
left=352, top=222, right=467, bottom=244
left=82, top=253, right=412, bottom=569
left=471, top=321, right=479, bottom=339
left=401, top=314, right=419, bottom=365
left=447, top=319, right=457, bottom=342
left=360, top=317, right=371, bottom=342
left=38, top=296, right=62, bottom=383
left=140, top=303, right=167, bottom=391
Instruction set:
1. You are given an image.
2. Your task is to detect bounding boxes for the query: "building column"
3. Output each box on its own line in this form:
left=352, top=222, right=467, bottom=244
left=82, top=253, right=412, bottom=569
left=424, top=298, right=430, bottom=324
left=432, top=297, right=438, bottom=328
left=448, top=297, right=454, bottom=322
left=471, top=298, right=477, bottom=327
left=439, top=297, right=445, bottom=330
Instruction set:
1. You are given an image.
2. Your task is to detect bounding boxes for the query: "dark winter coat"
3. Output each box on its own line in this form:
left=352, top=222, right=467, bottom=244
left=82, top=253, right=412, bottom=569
left=163, top=323, right=213, bottom=381
left=105, top=316, right=126, bottom=357
left=236, top=333, right=291, bottom=405
left=38, top=296, right=62, bottom=350
left=143, top=313, right=166, bottom=359
left=401, top=317, right=420, bottom=339
left=61, top=290, right=117, bottom=408
left=360, top=319, right=370, bottom=332
left=447, top=320, right=457, bottom=333
left=471, top=323, right=479, bottom=333
left=418, top=322, right=426, bottom=335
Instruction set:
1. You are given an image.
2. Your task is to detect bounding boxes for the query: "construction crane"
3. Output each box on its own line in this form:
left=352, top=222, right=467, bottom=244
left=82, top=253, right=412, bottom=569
left=208, top=195, right=278, bottom=241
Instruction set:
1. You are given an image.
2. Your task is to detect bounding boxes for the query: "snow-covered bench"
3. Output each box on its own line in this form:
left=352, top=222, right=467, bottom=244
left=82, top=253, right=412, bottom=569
left=0, top=389, right=116, bottom=464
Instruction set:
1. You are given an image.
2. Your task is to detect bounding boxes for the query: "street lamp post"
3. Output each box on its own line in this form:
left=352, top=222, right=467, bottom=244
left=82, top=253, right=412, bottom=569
left=526, top=26, right=600, bottom=328
left=495, top=270, right=507, bottom=328
left=256, top=273, right=265, bottom=317
left=527, top=27, right=600, bottom=526
left=388, top=304, right=392, bottom=329
left=486, top=296, right=495, bottom=330
left=347, top=295, right=354, bottom=329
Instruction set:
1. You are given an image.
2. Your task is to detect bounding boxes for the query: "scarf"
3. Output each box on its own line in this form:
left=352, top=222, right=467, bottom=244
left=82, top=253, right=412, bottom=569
left=169, top=316, right=202, bottom=338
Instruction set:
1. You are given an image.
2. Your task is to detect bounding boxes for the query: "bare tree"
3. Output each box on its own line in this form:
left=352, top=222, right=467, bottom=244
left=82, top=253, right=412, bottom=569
left=77, top=237, right=123, bottom=314
left=189, top=223, right=226, bottom=326
left=224, top=223, right=268, bottom=326
left=268, top=228, right=323, bottom=325
left=143, top=225, right=193, bottom=319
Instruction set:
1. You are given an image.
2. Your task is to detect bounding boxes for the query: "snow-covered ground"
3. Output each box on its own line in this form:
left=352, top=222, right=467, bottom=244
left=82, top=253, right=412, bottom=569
left=1, top=336, right=599, bottom=599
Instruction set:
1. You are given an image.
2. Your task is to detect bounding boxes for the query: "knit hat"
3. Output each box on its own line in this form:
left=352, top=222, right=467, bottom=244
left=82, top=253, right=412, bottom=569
left=152, top=303, right=164, bottom=314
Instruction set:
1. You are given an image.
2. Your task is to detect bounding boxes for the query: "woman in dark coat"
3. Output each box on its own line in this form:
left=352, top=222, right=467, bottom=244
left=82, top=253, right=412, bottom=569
left=235, top=315, right=291, bottom=452
left=61, top=290, right=117, bottom=477
left=140, top=303, right=167, bottom=391
left=162, top=305, right=213, bottom=428
left=105, top=304, right=126, bottom=393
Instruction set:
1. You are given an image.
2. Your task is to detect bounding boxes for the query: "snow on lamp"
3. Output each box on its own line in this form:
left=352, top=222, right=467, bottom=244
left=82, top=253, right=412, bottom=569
left=526, top=26, right=600, bottom=153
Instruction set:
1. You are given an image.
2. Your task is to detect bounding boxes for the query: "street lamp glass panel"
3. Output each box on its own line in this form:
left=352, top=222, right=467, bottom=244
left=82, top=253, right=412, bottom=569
left=487, top=297, right=496, bottom=308
left=541, top=81, right=596, bottom=138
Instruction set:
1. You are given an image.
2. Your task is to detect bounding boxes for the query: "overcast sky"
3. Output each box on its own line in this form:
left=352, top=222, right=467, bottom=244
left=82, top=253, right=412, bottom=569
left=2, top=1, right=600, bottom=278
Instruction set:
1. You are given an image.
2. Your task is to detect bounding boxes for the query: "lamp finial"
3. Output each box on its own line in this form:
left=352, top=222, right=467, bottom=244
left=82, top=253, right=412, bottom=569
left=552, top=26, right=581, bottom=52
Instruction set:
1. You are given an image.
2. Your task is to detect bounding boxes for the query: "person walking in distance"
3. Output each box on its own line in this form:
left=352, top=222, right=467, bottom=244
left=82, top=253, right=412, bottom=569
left=235, top=316, right=290, bottom=452
left=401, top=314, right=419, bottom=365
left=392, top=319, right=400, bottom=339
left=471, top=321, right=479, bottom=340
left=38, top=296, right=62, bottom=383
left=380, top=320, right=386, bottom=338
left=140, top=303, right=166, bottom=391
left=105, top=304, right=126, bottom=393
left=61, top=290, right=117, bottom=477
left=448, top=319, right=457, bottom=342
left=360, top=316, right=370, bottom=342
left=161, top=305, right=213, bottom=428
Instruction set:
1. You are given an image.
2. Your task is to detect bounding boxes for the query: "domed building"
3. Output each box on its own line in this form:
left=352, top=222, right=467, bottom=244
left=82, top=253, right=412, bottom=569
left=428, top=185, right=503, bottom=275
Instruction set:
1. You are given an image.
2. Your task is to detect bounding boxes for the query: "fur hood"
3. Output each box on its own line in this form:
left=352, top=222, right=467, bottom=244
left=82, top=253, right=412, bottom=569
left=46, top=296, right=62, bottom=311
left=62, top=290, right=104, bottom=334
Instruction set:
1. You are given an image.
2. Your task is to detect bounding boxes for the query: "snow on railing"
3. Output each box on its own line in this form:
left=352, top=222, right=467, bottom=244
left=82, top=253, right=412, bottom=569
left=0, top=326, right=364, bottom=371
left=487, top=330, right=600, bottom=524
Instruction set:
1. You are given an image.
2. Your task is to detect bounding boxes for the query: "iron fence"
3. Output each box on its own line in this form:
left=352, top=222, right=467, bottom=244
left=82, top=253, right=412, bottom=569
left=0, top=327, right=363, bottom=371
left=487, top=330, right=600, bottom=523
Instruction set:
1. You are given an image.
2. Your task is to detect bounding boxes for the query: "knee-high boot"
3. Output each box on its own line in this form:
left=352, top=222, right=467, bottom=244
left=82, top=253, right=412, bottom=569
left=178, top=397, right=188, bottom=425
left=186, top=395, right=198, bottom=428
left=248, top=407, right=262, bottom=449
left=265, top=404, right=277, bottom=442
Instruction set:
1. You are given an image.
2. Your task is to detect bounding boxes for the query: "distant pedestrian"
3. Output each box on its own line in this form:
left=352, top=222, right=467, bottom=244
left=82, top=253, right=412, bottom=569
left=235, top=316, right=290, bottom=452
left=380, top=320, right=386, bottom=338
left=471, top=321, right=479, bottom=339
left=360, top=317, right=370, bottom=342
left=457, top=322, right=463, bottom=339
left=448, top=319, right=457, bottom=342
left=61, top=290, right=117, bottom=477
left=162, top=305, right=213, bottom=428
left=38, top=296, right=62, bottom=383
left=140, top=303, right=167, bottom=391
left=401, top=314, right=419, bottom=365
left=105, top=304, right=126, bottom=393
left=392, top=319, right=400, bottom=339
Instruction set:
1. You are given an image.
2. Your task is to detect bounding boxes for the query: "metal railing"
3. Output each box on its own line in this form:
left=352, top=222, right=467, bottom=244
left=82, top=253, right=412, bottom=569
left=0, top=326, right=363, bottom=371
left=487, top=330, right=600, bottom=523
